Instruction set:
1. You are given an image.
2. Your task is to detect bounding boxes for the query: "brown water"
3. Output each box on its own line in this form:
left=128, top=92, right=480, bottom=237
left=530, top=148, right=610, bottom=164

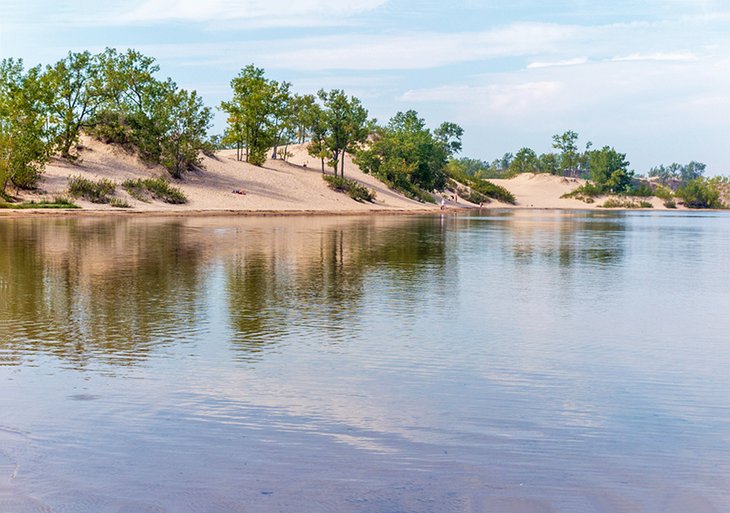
left=1, top=212, right=729, bottom=512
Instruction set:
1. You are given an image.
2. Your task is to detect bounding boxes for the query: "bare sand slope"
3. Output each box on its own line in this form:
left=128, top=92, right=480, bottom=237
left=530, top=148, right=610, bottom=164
left=490, top=173, right=683, bottom=210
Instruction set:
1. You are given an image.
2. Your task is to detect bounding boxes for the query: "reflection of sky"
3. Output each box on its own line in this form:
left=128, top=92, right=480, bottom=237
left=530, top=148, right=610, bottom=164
left=2, top=212, right=730, bottom=510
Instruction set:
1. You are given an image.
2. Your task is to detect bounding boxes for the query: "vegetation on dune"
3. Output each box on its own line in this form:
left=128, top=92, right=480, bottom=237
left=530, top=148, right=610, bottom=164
left=121, top=177, right=187, bottom=204
left=67, top=175, right=116, bottom=203
left=353, top=110, right=462, bottom=203
left=599, top=198, right=653, bottom=209
left=1, top=49, right=211, bottom=198
left=323, top=175, right=376, bottom=203
left=445, top=160, right=516, bottom=204
left=0, top=197, right=79, bottom=209
left=675, top=177, right=726, bottom=209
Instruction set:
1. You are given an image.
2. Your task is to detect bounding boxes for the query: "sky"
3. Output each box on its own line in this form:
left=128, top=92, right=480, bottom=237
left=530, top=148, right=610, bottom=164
left=1, top=0, right=729, bottom=173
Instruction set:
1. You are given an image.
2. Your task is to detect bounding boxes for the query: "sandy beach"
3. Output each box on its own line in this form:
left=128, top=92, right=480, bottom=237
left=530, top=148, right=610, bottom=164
left=3, top=138, right=696, bottom=215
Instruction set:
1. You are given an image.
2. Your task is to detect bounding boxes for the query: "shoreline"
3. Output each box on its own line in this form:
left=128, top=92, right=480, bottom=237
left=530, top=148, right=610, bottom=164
left=3, top=140, right=723, bottom=218
left=2, top=204, right=726, bottom=219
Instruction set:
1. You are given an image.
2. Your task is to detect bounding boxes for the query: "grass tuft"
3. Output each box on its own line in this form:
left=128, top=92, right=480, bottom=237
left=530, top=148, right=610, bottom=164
left=121, top=177, right=187, bottom=204
left=67, top=176, right=116, bottom=203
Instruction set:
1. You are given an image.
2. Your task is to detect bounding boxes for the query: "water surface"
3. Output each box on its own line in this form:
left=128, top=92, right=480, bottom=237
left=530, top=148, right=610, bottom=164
left=1, top=211, right=729, bottom=512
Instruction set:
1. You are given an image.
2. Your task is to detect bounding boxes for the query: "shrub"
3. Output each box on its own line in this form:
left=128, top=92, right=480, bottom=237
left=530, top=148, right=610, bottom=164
left=676, top=178, right=725, bottom=209
left=67, top=176, right=116, bottom=203
left=121, top=177, right=187, bottom=204
left=599, top=198, right=653, bottom=209
left=663, top=198, right=677, bottom=209
left=654, top=186, right=674, bottom=200
left=627, top=182, right=654, bottom=197
left=109, top=197, right=131, bottom=208
left=470, top=179, right=516, bottom=204
left=466, top=190, right=489, bottom=205
left=562, top=182, right=603, bottom=202
left=323, top=175, right=376, bottom=202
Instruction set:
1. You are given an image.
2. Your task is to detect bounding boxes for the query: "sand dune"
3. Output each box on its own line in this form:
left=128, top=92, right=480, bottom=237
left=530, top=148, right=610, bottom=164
left=8, top=139, right=688, bottom=214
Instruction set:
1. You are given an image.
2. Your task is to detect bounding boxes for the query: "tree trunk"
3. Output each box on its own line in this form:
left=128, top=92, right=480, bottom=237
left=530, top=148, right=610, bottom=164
left=340, top=149, right=346, bottom=177
left=333, top=150, right=340, bottom=177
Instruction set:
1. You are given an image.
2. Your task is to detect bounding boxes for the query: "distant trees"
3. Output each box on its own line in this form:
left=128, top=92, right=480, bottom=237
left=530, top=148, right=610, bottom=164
left=4, top=48, right=728, bottom=211
left=649, top=161, right=706, bottom=189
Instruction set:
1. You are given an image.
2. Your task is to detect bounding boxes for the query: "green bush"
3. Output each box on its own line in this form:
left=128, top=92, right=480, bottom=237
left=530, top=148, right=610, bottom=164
left=470, top=179, right=516, bottom=204
left=67, top=176, right=116, bottom=203
left=676, top=178, right=725, bottom=209
left=323, top=175, right=376, bottom=202
left=654, top=186, right=674, bottom=200
left=663, top=198, right=677, bottom=208
left=562, top=182, right=603, bottom=202
left=627, top=182, right=654, bottom=197
left=121, top=177, right=187, bottom=204
left=466, top=190, right=489, bottom=205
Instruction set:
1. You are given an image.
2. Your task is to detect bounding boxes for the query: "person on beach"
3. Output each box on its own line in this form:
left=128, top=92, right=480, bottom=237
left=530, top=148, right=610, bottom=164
left=440, top=198, right=445, bottom=210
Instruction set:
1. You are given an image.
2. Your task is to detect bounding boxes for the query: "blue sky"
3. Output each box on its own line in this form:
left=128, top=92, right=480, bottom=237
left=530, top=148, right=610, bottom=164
left=2, top=0, right=729, bottom=173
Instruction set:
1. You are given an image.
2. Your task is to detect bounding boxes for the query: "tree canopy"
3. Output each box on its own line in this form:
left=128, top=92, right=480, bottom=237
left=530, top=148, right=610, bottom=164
left=354, top=110, right=462, bottom=200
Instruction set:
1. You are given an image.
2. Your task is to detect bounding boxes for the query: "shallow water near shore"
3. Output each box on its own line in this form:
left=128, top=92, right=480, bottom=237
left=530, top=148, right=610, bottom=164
left=1, top=210, right=729, bottom=512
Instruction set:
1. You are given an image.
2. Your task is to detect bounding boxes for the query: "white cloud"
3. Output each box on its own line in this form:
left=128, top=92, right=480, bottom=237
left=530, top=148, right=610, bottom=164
left=527, top=58, right=589, bottom=69
left=400, top=82, right=563, bottom=117
left=133, top=22, right=584, bottom=72
left=116, top=0, right=388, bottom=24
left=610, top=52, right=698, bottom=62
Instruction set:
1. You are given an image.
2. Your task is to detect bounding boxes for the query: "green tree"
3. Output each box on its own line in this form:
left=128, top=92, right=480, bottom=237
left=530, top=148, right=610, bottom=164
left=44, top=51, right=104, bottom=159
left=221, top=65, right=278, bottom=166
left=317, top=89, right=370, bottom=177
left=89, top=49, right=210, bottom=176
left=305, top=102, right=329, bottom=174
left=676, top=177, right=723, bottom=209
left=510, top=147, right=539, bottom=174
left=269, top=81, right=293, bottom=160
left=552, top=130, right=580, bottom=177
left=156, top=88, right=212, bottom=178
left=355, top=110, right=462, bottom=197
left=538, top=152, right=560, bottom=175
left=588, top=146, right=633, bottom=193
left=0, top=59, right=53, bottom=194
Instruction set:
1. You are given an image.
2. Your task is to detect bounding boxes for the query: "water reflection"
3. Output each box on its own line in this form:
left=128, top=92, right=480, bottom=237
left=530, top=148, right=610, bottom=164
left=1, top=211, right=729, bottom=512
left=224, top=217, right=449, bottom=359
left=0, top=218, right=206, bottom=368
left=0, top=216, right=452, bottom=366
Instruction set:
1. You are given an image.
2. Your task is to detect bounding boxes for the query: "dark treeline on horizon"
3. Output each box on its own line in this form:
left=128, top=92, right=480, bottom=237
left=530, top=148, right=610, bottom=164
left=1, top=48, right=727, bottom=208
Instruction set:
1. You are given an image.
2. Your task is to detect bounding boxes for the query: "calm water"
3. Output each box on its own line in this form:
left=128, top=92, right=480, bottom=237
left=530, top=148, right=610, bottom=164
left=1, top=211, right=729, bottom=513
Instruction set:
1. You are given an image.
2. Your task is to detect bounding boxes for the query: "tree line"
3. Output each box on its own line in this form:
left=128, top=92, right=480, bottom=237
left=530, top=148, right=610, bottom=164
left=2, top=49, right=726, bottom=208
